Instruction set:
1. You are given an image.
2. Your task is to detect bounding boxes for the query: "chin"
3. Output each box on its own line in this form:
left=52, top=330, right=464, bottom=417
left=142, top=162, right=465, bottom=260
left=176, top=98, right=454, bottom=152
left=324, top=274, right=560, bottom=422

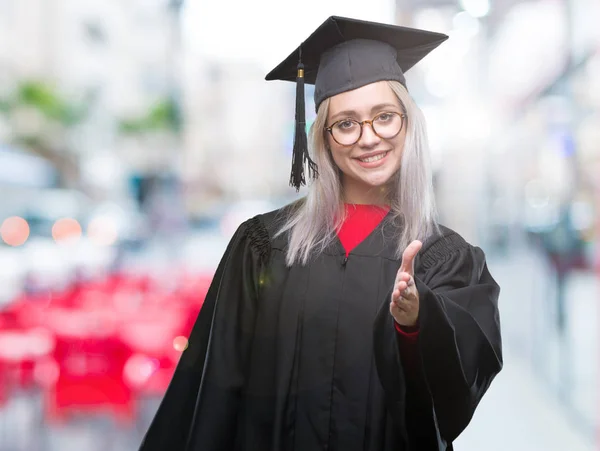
left=358, top=172, right=395, bottom=188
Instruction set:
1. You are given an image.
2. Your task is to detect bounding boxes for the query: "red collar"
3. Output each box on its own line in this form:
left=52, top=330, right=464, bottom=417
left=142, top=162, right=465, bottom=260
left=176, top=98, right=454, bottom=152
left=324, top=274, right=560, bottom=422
left=337, top=204, right=390, bottom=256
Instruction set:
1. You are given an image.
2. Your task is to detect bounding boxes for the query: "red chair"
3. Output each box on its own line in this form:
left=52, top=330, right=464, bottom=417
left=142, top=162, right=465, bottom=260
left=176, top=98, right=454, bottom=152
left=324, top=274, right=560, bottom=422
left=0, top=327, right=55, bottom=391
left=119, top=307, right=186, bottom=396
left=43, top=308, right=135, bottom=425
left=0, top=360, right=7, bottom=407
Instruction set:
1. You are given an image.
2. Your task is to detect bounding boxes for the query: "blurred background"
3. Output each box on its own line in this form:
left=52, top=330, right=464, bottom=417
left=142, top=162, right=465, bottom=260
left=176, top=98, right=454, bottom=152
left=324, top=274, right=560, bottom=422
left=0, top=0, right=598, bottom=449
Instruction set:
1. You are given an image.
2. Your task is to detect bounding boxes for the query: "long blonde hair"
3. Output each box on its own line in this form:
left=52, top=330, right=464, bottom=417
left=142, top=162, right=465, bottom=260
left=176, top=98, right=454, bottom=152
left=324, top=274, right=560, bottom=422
left=275, top=81, right=441, bottom=266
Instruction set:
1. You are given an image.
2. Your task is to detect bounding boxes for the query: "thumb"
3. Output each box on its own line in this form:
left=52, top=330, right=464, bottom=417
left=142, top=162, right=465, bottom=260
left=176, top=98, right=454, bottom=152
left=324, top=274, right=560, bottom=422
left=400, top=240, right=423, bottom=275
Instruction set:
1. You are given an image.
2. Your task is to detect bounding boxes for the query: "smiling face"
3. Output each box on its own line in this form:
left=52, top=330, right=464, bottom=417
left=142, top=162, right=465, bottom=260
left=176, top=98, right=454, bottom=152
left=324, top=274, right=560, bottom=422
left=325, top=81, right=407, bottom=205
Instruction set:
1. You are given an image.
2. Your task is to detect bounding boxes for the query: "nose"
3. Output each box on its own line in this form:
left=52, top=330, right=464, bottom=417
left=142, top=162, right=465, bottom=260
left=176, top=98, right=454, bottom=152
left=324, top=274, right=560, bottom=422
left=357, top=122, right=381, bottom=148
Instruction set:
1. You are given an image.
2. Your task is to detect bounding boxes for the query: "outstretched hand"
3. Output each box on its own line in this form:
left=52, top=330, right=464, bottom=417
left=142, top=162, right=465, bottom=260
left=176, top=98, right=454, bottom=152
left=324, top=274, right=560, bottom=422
left=390, top=240, right=422, bottom=327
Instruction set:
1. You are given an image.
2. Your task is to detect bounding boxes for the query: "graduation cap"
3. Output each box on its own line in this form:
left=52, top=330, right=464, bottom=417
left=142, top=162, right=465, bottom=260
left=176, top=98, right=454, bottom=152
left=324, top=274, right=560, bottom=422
left=265, top=16, right=448, bottom=191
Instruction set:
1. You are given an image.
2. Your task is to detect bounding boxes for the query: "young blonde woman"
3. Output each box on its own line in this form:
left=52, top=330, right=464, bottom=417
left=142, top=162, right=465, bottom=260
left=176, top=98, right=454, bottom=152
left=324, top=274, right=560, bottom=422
left=139, top=16, right=502, bottom=451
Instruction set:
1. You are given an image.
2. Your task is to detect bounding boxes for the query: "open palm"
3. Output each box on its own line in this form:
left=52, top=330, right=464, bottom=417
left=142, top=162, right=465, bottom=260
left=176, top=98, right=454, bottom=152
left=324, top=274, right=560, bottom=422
left=390, top=240, right=422, bottom=327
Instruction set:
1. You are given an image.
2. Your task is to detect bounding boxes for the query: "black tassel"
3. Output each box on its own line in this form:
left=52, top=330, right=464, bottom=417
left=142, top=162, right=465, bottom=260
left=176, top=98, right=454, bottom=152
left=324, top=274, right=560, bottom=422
left=290, top=50, right=318, bottom=191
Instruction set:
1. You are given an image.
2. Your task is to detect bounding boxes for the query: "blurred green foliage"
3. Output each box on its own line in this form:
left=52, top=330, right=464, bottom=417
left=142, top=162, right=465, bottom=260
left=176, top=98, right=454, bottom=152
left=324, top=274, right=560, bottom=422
left=0, top=80, right=88, bottom=126
left=18, top=82, right=86, bottom=125
left=119, top=97, right=181, bottom=134
left=0, top=80, right=90, bottom=185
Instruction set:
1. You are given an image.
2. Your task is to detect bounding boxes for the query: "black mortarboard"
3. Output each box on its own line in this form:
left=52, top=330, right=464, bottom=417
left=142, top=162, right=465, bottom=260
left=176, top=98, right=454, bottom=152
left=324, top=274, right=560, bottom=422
left=265, top=16, right=448, bottom=191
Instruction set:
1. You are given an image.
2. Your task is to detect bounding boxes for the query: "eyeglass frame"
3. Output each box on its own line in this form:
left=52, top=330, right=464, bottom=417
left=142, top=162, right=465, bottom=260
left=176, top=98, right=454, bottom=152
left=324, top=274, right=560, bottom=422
left=325, top=111, right=407, bottom=146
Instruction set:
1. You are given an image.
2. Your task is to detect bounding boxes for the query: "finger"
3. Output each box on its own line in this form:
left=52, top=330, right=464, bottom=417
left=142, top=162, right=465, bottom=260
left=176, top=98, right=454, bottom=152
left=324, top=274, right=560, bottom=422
left=402, top=240, right=422, bottom=273
left=390, top=300, right=401, bottom=314
left=397, top=276, right=416, bottom=291
left=395, top=272, right=411, bottom=284
left=393, top=299, right=409, bottom=312
left=393, top=288, right=411, bottom=304
left=399, top=240, right=423, bottom=274
left=393, top=295, right=406, bottom=306
left=397, top=291, right=412, bottom=305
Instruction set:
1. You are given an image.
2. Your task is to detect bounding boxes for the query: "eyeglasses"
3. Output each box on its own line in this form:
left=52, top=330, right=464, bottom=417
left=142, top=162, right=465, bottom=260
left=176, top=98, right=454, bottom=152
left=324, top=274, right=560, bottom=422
left=325, top=112, right=407, bottom=146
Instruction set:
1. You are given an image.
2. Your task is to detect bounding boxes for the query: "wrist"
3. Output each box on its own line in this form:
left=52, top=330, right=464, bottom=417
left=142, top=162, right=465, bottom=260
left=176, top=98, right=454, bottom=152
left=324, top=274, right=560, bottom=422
left=393, top=316, right=419, bottom=328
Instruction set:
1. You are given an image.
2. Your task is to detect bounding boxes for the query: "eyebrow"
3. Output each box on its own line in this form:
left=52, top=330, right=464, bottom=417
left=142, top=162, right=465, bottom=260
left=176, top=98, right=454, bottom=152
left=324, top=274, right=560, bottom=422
left=329, top=103, right=400, bottom=122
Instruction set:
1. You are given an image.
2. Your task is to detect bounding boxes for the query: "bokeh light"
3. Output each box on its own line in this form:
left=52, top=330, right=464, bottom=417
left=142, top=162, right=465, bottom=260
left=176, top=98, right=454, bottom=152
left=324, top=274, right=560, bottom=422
left=124, top=354, right=159, bottom=387
left=0, top=216, right=30, bottom=246
left=459, top=0, right=490, bottom=18
left=33, top=357, right=60, bottom=387
left=52, top=218, right=82, bottom=243
left=173, top=336, right=189, bottom=352
left=87, top=216, right=119, bottom=246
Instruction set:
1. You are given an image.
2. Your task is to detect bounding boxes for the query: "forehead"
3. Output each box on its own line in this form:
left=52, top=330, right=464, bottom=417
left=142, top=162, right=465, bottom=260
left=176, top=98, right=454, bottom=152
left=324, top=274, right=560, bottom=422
left=327, top=81, right=401, bottom=116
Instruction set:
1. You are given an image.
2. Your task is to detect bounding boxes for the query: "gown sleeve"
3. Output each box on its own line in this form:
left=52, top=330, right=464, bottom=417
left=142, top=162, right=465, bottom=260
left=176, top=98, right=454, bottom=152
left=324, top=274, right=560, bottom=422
left=373, top=230, right=502, bottom=448
left=138, top=216, right=269, bottom=451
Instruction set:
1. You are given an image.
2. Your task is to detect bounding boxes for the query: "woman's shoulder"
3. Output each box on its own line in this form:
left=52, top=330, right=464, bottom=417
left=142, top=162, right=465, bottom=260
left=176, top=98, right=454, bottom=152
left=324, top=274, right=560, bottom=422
left=423, top=224, right=470, bottom=251
left=418, top=224, right=479, bottom=270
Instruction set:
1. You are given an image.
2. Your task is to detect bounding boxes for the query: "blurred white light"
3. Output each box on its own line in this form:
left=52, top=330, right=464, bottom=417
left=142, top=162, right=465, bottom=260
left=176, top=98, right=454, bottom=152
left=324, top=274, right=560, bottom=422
left=586, top=56, right=600, bottom=103
left=452, top=12, right=480, bottom=39
left=524, top=179, right=550, bottom=209
left=421, top=22, right=472, bottom=98
left=488, top=1, right=566, bottom=102
left=0, top=146, right=57, bottom=188
left=451, top=104, right=492, bottom=144
left=523, top=178, right=562, bottom=231
left=570, top=200, right=594, bottom=231
left=424, top=70, right=454, bottom=99
left=413, top=8, right=449, bottom=34
left=87, top=216, right=119, bottom=246
left=220, top=200, right=278, bottom=238
left=523, top=201, right=560, bottom=231
left=81, top=153, right=125, bottom=190
left=420, top=106, right=445, bottom=170
left=184, top=0, right=396, bottom=71
left=459, top=0, right=490, bottom=18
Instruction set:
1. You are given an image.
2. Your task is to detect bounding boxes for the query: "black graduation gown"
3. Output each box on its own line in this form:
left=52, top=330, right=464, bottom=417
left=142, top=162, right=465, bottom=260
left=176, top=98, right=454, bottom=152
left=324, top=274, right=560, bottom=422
left=138, top=206, right=502, bottom=451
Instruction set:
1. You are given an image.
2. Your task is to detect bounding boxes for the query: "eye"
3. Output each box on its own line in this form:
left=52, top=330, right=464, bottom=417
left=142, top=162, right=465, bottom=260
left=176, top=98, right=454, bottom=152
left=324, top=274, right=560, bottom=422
left=336, top=120, right=357, bottom=131
left=375, top=112, right=394, bottom=122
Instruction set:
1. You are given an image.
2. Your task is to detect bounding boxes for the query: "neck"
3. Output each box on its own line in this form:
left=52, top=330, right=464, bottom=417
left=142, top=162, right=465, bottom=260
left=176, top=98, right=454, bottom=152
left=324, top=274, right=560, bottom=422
left=342, top=180, right=389, bottom=206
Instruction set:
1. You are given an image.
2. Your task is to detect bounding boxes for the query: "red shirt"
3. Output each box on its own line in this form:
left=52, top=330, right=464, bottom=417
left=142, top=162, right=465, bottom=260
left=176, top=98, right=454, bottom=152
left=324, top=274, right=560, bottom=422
left=337, top=204, right=390, bottom=258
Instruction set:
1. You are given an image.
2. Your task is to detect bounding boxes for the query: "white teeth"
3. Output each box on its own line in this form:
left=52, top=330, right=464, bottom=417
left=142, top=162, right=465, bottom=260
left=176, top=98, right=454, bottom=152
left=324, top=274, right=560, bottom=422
left=359, top=152, right=387, bottom=163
